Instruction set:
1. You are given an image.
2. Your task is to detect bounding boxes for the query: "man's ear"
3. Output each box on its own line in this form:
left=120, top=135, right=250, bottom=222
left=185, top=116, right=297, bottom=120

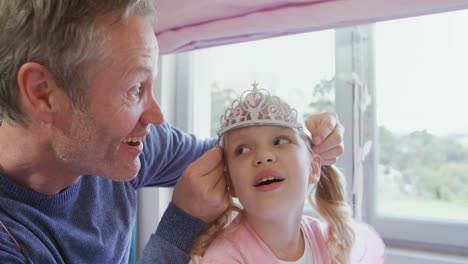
left=17, top=62, right=64, bottom=124
left=309, top=155, right=322, bottom=185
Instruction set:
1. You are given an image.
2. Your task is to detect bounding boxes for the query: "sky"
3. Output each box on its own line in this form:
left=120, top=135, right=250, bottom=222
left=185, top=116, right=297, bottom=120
left=375, top=10, right=468, bottom=136
left=193, top=9, right=468, bottom=137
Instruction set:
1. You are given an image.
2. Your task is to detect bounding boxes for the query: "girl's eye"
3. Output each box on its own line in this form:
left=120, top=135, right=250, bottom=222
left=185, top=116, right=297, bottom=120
left=274, top=137, right=291, bottom=145
left=130, top=83, right=142, bottom=97
left=235, top=146, right=251, bottom=155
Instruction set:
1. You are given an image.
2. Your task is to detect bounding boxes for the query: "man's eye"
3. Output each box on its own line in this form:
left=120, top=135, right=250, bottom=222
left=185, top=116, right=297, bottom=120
left=235, top=146, right=251, bottom=155
left=274, top=137, right=290, bottom=145
left=130, top=83, right=142, bottom=97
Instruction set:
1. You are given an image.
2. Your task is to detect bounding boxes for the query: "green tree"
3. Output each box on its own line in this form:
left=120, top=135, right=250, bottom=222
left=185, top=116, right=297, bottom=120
left=378, top=126, right=468, bottom=204
left=378, top=126, right=399, bottom=166
left=307, top=77, right=335, bottom=115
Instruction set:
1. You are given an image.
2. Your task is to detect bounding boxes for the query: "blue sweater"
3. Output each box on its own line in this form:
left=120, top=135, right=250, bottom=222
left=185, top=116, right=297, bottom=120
left=0, top=123, right=216, bottom=263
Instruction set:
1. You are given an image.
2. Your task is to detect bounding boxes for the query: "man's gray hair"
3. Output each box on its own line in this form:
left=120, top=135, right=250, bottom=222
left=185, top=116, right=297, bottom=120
left=0, top=0, right=156, bottom=124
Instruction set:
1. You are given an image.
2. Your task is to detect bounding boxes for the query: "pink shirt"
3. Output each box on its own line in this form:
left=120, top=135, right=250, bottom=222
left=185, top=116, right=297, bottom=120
left=201, top=216, right=385, bottom=264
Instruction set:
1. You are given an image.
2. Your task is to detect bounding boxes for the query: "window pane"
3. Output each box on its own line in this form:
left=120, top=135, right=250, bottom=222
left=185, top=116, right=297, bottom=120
left=375, top=10, right=468, bottom=222
left=191, top=31, right=335, bottom=137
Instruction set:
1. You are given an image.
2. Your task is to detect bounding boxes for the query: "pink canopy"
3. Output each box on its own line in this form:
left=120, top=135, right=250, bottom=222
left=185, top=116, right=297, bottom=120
left=153, top=0, right=468, bottom=54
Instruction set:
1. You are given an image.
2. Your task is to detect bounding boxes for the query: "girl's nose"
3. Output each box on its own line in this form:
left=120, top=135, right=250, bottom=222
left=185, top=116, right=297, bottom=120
left=254, top=150, right=276, bottom=165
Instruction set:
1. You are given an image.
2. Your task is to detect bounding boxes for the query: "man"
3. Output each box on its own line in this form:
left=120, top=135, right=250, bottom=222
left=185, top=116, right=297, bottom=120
left=0, top=1, right=344, bottom=263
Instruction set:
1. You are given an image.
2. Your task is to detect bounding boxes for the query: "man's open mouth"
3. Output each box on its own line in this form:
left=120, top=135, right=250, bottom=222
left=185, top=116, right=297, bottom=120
left=122, top=136, right=145, bottom=146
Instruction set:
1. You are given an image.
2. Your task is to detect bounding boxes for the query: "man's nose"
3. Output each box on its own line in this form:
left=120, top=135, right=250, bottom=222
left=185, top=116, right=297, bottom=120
left=141, top=94, right=164, bottom=125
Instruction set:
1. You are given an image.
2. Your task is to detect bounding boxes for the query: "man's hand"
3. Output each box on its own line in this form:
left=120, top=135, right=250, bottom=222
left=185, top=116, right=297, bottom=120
left=172, top=148, right=229, bottom=223
left=305, top=112, right=344, bottom=165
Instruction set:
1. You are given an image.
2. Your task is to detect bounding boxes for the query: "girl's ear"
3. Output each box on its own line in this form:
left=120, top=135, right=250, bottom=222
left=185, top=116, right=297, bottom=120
left=309, top=155, right=322, bottom=185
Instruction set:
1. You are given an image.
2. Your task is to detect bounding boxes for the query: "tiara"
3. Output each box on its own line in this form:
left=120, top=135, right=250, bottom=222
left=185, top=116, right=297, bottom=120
left=217, top=82, right=302, bottom=136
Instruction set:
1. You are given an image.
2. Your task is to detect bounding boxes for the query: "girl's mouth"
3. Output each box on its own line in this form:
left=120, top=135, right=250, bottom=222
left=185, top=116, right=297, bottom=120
left=255, top=177, right=284, bottom=187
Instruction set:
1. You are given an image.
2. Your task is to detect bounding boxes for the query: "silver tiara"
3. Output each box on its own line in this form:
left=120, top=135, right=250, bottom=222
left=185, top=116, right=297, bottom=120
left=217, top=82, right=302, bottom=136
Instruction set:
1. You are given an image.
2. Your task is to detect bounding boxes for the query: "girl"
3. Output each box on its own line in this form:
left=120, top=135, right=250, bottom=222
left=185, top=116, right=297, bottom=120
left=191, top=83, right=384, bottom=264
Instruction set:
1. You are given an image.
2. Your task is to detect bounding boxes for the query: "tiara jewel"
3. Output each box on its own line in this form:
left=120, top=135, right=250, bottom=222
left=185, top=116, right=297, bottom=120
left=217, top=82, right=302, bottom=136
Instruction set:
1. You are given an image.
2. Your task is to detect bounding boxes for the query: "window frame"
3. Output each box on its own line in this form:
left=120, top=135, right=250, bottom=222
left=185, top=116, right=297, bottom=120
left=348, top=23, right=468, bottom=256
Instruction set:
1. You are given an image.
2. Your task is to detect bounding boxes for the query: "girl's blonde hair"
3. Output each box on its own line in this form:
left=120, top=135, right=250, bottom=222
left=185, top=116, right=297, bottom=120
left=313, top=165, right=355, bottom=264
left=191, top=198, right=241, bottom=256
left=191, top=130, right=354, bottom=264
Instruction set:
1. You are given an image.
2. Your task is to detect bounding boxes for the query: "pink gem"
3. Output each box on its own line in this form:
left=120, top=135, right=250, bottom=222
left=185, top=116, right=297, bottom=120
left=246, top=92, right=263, bottom=108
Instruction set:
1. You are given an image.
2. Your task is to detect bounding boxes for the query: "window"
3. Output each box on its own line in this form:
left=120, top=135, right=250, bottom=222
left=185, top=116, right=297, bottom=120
left=184, top=30, right=336, bottom=139
left=375, top=11, right=468, bottom=222
left=364, top=10, right=468, bottom=255
left=161, top=9, right=468, bottom=262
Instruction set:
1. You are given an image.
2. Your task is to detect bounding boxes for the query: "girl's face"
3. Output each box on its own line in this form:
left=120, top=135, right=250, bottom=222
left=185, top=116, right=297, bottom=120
left=224, top=125, right=320, bottom=219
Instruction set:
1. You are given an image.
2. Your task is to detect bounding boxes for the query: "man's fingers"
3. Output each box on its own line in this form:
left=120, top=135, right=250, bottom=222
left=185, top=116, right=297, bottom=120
left=213, top=173, right=227, bottom=196
left=316, top=144, right=344, bottom=161
left=214, top=171, right=226, bottom=189
left=195, top=155, right=225, bottom=192
left=312, top=123, right=344, bottom=153
left=312, top=128, right=341, bottom=153
left=305, top=113, right=338, bottom=146
left=186, top=147, right=223, bottom=176
left=321, top=157, right=338, bottom=166
left=173, top=149, right=228, bottom=222
left=305, top=112, right=344, bottom=166
left=209, top=161, right=225, bottom=187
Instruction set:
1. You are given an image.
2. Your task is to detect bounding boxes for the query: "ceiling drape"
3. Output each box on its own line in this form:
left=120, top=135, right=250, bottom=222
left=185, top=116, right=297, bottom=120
left=153, top=0, right=468, bottom=54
